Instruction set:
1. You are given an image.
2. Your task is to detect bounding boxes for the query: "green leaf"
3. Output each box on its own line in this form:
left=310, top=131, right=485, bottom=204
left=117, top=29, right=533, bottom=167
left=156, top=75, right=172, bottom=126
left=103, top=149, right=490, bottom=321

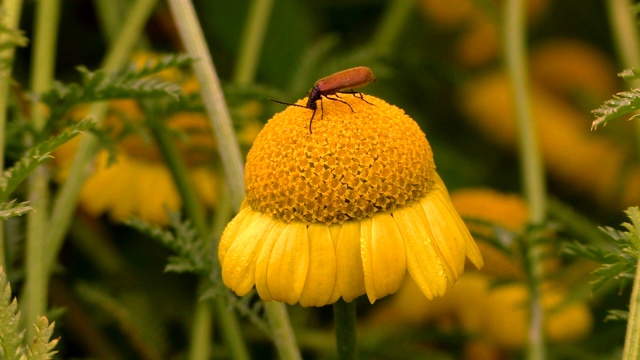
left=20, top=317, right=58, bottom=360
left=0, top=267, right=24, bottom=360
left=125, top=211, right=211, bottom=275
left=41, top=54, right=192, bottom=123
left=566, top=207, right=640, bottom=291
left=592, top=71, right=640, bottom=129
left=0, top=200, right=32, bottom=220
left=0, top=119, right=93, bottom=203
left=605, top=309, right=629, bottom=322
left=591, top=89, right=640, bottom=129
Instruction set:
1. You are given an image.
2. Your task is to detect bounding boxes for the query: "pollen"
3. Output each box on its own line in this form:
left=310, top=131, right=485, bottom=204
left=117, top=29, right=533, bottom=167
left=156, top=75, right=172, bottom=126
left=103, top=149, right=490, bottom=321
left=245, top=94, right=435, bottom=224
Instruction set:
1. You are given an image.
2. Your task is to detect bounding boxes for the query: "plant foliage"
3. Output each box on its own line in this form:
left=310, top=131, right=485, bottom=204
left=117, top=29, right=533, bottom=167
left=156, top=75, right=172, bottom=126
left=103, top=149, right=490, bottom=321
left=0, top=200, right=32, bottom=220
left=0, top=268, right=59, bottom=360
left=40, top=54, right=192, bottom=125
left=125, top=211, right=212, bottom=275
left=563, top=207, right=640, bottom=293
left=0, top=118, right=93, bottom=203
left=592, top=68, right=640, bottom=129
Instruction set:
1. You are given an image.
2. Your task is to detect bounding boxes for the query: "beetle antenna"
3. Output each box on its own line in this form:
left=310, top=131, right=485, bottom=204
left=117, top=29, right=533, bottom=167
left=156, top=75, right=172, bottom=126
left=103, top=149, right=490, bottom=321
left=269, top=98, right=309, bottom=109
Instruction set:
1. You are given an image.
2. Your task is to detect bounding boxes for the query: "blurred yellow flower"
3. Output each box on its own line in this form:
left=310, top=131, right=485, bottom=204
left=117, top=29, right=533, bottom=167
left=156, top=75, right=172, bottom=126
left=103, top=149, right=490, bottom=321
left=460, top=71, right=639, bottom=208
left=218, top=94, right=483, bottom=307
left=55, top=100, right=220, bottom=225
left=451, top=189, right=529, bottom=279
left=530, top=39, right=618, bottom=105
left=53, top=53, right=223, bottom=225
left=483, top=281, right=593, bottom=348
left=420, top=0, right=549, bottom=67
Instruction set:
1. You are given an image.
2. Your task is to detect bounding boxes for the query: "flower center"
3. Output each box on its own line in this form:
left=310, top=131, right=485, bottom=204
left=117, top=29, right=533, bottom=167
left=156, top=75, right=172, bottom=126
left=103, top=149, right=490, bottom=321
left=245, top=95, right=435, bottom=224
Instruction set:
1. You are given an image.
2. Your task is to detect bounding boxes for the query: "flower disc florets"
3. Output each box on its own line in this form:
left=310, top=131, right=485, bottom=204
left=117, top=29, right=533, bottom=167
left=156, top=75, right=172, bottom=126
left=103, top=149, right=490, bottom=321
left=245, top=95, right=435, bottom=224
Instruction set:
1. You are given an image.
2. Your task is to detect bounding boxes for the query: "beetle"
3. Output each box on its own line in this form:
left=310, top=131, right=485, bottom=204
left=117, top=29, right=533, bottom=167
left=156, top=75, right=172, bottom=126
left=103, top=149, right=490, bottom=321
left=270, top=66, right=377, bottom=133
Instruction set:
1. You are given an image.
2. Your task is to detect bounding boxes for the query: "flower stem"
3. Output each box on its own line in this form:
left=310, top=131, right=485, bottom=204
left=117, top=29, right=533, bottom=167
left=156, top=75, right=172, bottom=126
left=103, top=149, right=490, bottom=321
left=232, top=0, right=275, bottom=85
left=503, top=0, right=547, bottom=359
left=45, top=0, right=158, bottom=272
left=370, top=0, right=415, bottom=57
left=187, top=298, right=213, bottom=360
left=150, top=115, right=250, bottom=360
left=167, top=0, right=245, bottom=210
left=333, top=299, right=358, bottom=360
left=606, top=0, right=640, bottom=159
left=0, top=0, right=24, bottom=270
left=22, top=0, right=60, bottom=338
left=623, top=255, right=640, bottom=359
left=265, top=302, right=302, bottom=360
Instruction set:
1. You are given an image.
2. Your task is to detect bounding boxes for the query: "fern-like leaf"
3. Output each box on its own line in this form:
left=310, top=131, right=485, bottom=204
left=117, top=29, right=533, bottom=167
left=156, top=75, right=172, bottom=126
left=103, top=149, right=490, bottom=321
left=42, top=54, right=191, bottom=123
left=119, top=53, right=192, bottom=81
left=0, top=267, right=24, bottom=360
left=567, top=207, right=640, bottom=291
left=20, top=317, right=58, bottom=360
left=592, top=68, right=640, bottom=129
left=0, top=119, right=93, bottom=202
left=0, top=18, right=28, bottom=71
left=0, top=200, right=32, bottom=219
left=125, top=211, right=210, bottom=275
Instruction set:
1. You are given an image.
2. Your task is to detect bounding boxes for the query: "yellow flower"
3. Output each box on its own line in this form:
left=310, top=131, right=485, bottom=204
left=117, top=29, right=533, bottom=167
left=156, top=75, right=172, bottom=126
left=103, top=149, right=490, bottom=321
left=55, top=100, right=220, bottom=225
left=218, top=94, right=483, bottom=307
left=420, top=0, right=549, bottom=67
left=483, top=281, right=593, bottom=348
left=53, top=52, right=228, bottom=225
left=451, top=189, right=529, bottom=279
left=460, top=71, right=640, bottom=208
left=530, top=39, right=617, bottom=104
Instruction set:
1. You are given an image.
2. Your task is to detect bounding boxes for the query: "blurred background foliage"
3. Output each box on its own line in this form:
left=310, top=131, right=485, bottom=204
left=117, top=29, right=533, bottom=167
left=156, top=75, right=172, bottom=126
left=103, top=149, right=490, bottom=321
left=4, top=0, right=640, bottom=359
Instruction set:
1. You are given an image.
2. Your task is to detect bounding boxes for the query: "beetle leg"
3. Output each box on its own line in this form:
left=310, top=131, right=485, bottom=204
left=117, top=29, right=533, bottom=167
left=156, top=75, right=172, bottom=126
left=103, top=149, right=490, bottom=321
left=324, top=95, right=355, bottom=112
left=339, top=89, right=375, bottom=106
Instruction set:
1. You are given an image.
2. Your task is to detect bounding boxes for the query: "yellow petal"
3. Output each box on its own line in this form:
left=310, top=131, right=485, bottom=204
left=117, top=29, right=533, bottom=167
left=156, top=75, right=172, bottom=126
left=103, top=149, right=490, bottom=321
left=410, top=202, right=457, bottom=285
left=254, top=221, right=288, bottom=301
left=221, top=212, right=275, bottom=296
left=327, top=224, right=343, bottom=304
left=393, top=204, right=449, bottom=299
left=361, top=213, right=407, bottom=303
left=299, top=223, right=337, bottom=306
left=433, top=174, right=483, bottom=268
left=336, top=220, right=366, bottom=302
left=420, top=188, right=466, bottom=278
left=218, top=207, right=257, bottom=264
left=266, top=222, right=309, bottom=304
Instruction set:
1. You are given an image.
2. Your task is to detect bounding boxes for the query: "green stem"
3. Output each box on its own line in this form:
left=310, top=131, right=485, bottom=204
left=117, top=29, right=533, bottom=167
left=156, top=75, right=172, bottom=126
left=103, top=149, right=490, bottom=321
left=606, top=0, right=640, bottom=159
left=94, top=0, right=128, bottom=43
left=213, top=295, right=251, bottom=360
left=150, top=124, right=207, bottom=233
left=370, top=0, right=415, bottom=57
left=21, top=0, right=60, bottom=340
left=188, top=298, right=213, bottom=360
left=333, top=299, right=358, bottom=360
left=623, top=255, right=640, bottom=359
left=265, top=302, right=302, bottom=360
left=45, top=0, right=158, bottom=272
left=503, top=1, right=547, bottom=359
left=0, top=0, right=24, bottom=270
left=150, top=102, right=249, bottom=360
left=232, top=0, right=275, bottom=85
left=167, top=0, right=245, bottom=210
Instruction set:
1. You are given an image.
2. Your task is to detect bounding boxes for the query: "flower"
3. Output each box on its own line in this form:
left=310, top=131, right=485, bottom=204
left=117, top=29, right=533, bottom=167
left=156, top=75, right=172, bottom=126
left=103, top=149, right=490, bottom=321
left=530, top=39, right=617, bottom=105
left=365, top=189, right=592, bottom=356
left=53, top=53, right=225, bottom=225
left=218, top=94, right=483, bottom=307
left=459, top=71, right=640, bottom=208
